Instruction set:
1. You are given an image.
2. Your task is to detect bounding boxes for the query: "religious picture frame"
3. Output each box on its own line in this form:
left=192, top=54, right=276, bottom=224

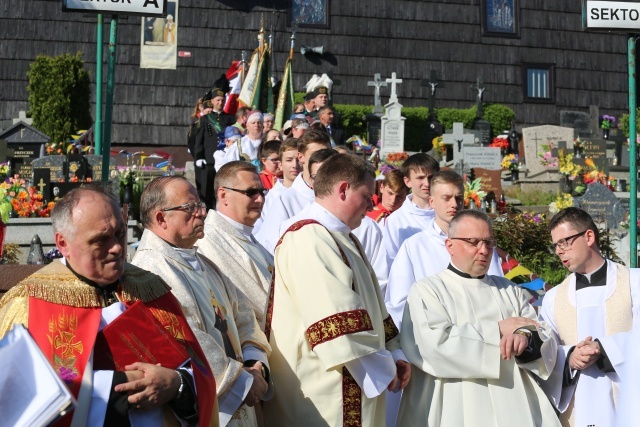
left=480, top=0, right=520, bottom=38
left=289, top=0, right=330, bottom=29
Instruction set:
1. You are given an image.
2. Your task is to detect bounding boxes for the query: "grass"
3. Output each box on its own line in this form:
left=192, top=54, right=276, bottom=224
left=503, top=186, right=556, bottom=206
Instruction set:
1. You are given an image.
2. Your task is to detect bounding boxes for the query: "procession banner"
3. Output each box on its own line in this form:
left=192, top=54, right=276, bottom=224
left=140, top=0, right=178, bottom=69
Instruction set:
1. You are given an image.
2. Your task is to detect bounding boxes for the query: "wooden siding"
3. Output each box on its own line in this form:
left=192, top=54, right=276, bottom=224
left=0, top=0, right=631, bottom=147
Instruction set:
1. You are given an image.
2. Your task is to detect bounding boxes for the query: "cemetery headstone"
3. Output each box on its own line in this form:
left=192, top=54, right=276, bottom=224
left=560, top=110, right=591, bottom=137
left=367, top=73, right=387, bottom=116
left=65, top=155, right=89, bottom=181
left=32, top=156, right=66, bottom=182
left=473, top=168, right=502, bottom=199
left=443, top=123, right=476, bottom=172
left=9, top=144, right=43, bottom=180
left=522, top=125, right=574, bottom=181
left=380, top=73, right=405, bottom=155
left=463, top=146, right=502, bottom=170
left=33, top=169, right=51, bottom=203
left=85, top=155, right=117, bottom=181
left=424, top=116, right=444, bottom=156
left=579, top=138, right=609, bottom=172
left=573, top=183, right=624, bottom=229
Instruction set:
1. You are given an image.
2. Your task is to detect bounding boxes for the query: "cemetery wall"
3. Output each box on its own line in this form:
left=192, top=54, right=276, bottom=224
left=0, top=0, right=630, bottom=146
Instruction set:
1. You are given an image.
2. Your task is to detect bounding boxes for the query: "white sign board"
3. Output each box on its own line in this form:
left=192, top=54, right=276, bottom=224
left=582, top=0, right=640, bottom=30
left=463, top=146, right=502, bottom=170
left=63, top=0, right=167, bottom=17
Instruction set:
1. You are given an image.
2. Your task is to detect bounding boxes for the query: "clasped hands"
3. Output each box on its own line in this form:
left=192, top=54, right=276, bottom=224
left=114, top=362, right=182, bottom=411
left=498, top=317, right=539, bottom=360
left=568, top=336, right=600, bottom=371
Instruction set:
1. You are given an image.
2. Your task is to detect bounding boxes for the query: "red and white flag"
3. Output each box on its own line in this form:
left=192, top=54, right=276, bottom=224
left=224, top=60, right=243, bottom=116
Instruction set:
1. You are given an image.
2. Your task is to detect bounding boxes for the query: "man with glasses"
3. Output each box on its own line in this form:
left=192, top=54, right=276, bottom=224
left=197, top=161, right=274, bottom=330
left=132, top=176, right=272, bottom=427
left=539, top=207, right=640, bottom=427
left=398, top=210, right=559, bottom=427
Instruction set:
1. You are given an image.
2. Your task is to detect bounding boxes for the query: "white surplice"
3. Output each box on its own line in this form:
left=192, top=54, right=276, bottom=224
left=382, top=194, right=435, bottom=263
left=253, top=179, right=284, bottom=234
left=255, top=174, right=314, bottom=254
left=398, top=268, right=559, bottom=427
left=538, top=259, right=640, bottom=427
left=386, top=219, right=504, bottom=328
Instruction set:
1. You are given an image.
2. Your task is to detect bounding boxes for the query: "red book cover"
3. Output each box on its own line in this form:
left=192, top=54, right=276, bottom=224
left=93, top=300, right=189, bottom=371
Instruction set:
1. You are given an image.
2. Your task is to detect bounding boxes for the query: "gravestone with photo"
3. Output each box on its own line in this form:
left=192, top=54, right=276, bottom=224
left=573, top=183, right=624, bottom=229
left=522, top=125, right=574, bottom=181
left=473, top=167, right=502, bottom=200
left=380, top=73, right=405, bottom=155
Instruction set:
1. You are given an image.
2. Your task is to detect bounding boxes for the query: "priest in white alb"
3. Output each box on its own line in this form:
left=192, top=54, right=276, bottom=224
left=398, top=210, right=559, bottom=427
left=263, top=154, right=411, bottom=427
left=132, top=176, right=273, bottom=427
left=387, top=170, right=503, bottom=328
left=539, top=207, right=640, bottom=427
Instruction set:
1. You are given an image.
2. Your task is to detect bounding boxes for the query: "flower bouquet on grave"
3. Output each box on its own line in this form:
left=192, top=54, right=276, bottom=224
left=490, top=136, right=510, bottom=155
left=432, top=136, right=446, bottom=160
left=384, top=152, right=409, bottom=168
left=558, top=150, right=582, bottom=181
left=549, top=193, right=574, bottom=215
left=582, top=158, right=616, bottom=190
left=601, top=115, right=616, bottom=129
left=0, top=177, right=53, bottom=218
left=538, top=143, right=558, bottom=168
left=573, top=138, right=584, bottom=158
left=501, top=154, right=519, bottom=171
left=464, top=178, right=486, bottom=209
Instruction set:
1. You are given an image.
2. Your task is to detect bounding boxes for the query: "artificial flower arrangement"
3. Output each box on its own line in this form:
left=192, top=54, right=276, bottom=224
left=557, top=150, right=582, bottom=180
left=384, top=152, right=409, bottom=168
left=489, top=136, right=510, bottom=151
left=464, top=178, right=486, bottom=209
left=601, top=115, right=616, bottom=129
left=0, top=176, right=55, bottom=219
left=538, top=142, right=558, bottom=168
left=582, top=158, right=616, bottom=189
left=432, top=136, right=446, bottom=159
left=548, top=193, right=574, bottom=214
left=501, top=154, right=519, bottom=171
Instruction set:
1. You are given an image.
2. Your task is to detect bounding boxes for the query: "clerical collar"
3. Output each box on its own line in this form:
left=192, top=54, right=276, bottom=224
left=173, top=247, right=203, bottom=272
left=575, top=260, right=607, bottom=291
left=447, top=263, right=485, bottom=280
left=217, top=210, right=255, bottom=240
left=308, top=202, right=352, bottom=234
left=64, top=258, right=121, bottom=305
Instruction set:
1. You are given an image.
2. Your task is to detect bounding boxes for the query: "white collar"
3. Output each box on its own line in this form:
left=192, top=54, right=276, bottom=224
left=292, top=174, right=316, bottom=200
left=173, top=246, right=202, bottom=271
left=306, top=202, right=351, bottom=234
left=432, top=220, right=447, bottom=236
left=216, top=210, right=255, bottom=240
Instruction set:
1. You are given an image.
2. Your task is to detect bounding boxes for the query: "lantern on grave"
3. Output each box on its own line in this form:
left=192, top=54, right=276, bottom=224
left=26, top=234, right=44, bottom=265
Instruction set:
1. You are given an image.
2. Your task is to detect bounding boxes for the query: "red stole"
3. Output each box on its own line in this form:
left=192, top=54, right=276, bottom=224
left=28, top=292, right=217, bottom=427
left=259, top=170, right=280, bottom=190
left=365, top=202, right=391, bottom=223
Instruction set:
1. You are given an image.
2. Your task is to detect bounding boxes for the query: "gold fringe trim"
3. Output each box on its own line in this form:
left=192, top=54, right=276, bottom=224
left=1, top=261, right=171, bottom=308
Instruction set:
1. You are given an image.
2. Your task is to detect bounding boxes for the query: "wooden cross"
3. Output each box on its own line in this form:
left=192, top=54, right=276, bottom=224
left=386, top=72, right=403, bottom=104
left=367, top=73, right=388, bottom=107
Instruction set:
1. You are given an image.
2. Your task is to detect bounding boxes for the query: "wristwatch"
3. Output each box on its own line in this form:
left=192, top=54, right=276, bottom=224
left=174, top=370, right=186, bottom=400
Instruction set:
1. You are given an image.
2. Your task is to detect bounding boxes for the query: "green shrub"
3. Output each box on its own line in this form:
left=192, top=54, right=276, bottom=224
left=503, top=187, right=556, bottom=206
left=27, top=52, right=92, bottom=144
left=619, top=109, right=640, bottom=138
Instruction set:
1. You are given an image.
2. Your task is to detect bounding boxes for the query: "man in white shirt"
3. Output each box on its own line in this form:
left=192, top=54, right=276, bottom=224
left=382, top=153, right=440, bottom=263
left=387, top=170, right=504, bottom=328
left=255, top=129, right=331, bottom=253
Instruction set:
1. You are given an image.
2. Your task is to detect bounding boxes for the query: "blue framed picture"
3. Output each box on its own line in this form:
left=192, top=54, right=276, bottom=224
left=290, top=0, right=330, bottom=29
left=481, top=0, right=520, bottom=38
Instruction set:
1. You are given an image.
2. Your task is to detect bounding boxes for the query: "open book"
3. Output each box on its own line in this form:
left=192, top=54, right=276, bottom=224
left=0, top=324, right=75, bottom=427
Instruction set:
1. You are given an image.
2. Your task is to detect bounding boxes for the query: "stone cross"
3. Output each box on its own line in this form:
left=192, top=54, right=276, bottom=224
left=386, top=72, right=403, bottom=104
left=442, top=123, right=476, bottom=170
left=421, top=70, right=445, bottom=113
left=367, top=73, right=388, bottom=108
left=471, top=77, right=486, bottom=119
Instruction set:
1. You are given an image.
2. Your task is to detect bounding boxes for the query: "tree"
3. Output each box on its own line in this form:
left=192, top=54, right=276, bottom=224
left=27, top=52, right=92, bottom=144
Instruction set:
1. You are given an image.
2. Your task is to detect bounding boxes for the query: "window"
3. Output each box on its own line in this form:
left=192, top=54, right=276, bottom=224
left=522, top=64, right=555, bottom=103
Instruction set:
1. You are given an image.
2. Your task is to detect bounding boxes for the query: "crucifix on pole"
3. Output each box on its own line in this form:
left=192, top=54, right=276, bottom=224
left=420, top=70, right=446, bottom=115
left=471, top=77, right=487, bottom=119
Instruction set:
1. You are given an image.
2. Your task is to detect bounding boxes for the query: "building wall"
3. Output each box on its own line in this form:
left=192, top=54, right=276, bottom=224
left=0, top=0, right=630, bottom=146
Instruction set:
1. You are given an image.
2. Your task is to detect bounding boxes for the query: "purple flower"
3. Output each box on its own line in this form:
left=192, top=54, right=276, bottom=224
left=59, top=367, right=77, bottom=384
left=380, top=164, right=397, bottom=175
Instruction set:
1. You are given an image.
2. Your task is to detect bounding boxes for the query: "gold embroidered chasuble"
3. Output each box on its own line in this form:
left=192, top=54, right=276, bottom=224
left=263, top=221, right=400, bottom=427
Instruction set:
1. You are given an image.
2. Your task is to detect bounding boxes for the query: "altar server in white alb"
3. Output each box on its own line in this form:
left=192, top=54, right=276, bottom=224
left=263, top=154, right=411, bottom=427
left=382, top=153, right=440, bottom=263
left=387, top=170, right=504, bottom=328
left=539, top=207, right=640, bottom=427
left=398, top=210, right=559, bottom=427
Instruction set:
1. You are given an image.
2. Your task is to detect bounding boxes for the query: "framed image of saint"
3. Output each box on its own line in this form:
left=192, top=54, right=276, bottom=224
left=290, top=0, right=330, bottom=29
left=481, top=0, right=520, bottom=38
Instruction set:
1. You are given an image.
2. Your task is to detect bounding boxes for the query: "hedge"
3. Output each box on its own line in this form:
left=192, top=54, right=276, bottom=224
left=293, top=93, right=515, bottom=152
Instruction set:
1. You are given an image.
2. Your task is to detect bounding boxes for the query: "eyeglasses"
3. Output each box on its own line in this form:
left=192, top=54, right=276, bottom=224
left=450, top=237, right=498, bottom=249
left=549, top=230, right=587, bottom=252
left=223, top=187, right=268, bottom=198
left=161, top=201, right=207, bottom=215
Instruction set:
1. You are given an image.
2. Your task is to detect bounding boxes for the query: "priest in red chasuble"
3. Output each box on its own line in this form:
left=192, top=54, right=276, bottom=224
left=0, top=184, right=218, bottom=427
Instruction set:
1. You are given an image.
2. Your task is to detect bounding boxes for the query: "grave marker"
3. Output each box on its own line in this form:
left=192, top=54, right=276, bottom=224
left=473, top=168, right=502, bottom=199
left=573, top=183, right=624, bottom=229
left=522, top=125, right=574, bottom=180
left=443, top=123, right=476, bottom=172
left=380, top=72, right=405, bottom=155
